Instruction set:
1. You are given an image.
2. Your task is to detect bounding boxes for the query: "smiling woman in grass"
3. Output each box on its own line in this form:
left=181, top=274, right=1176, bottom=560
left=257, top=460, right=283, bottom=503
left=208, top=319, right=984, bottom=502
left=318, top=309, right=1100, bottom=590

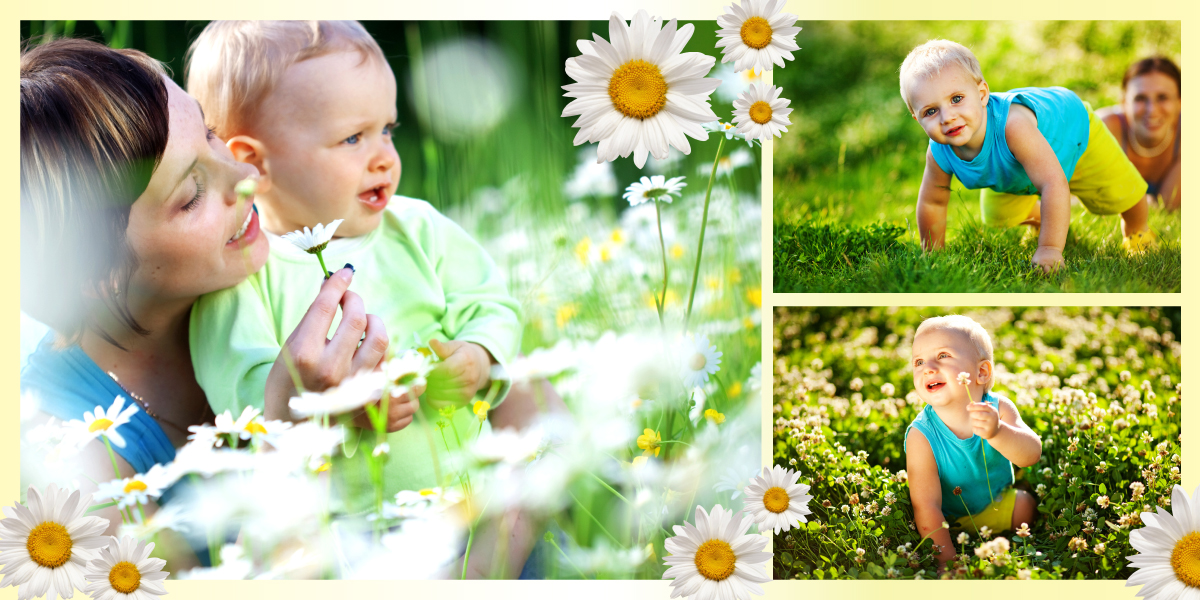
left=904, top=315, right=1041, bottom=571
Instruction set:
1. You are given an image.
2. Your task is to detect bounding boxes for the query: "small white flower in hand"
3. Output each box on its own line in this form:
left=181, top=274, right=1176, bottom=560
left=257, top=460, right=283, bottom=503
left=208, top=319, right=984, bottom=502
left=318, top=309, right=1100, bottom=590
left=283, top=220, right=344, bottom=255
left=957, top=372, right=971, bottom=386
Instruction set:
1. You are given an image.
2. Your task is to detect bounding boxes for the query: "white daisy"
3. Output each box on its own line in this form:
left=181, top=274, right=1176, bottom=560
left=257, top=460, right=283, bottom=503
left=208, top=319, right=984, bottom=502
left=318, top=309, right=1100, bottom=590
left=92, top=464, right=175, bottom=510
left=212, top=406, right=290, bottom=443
left=623, top=175, right=687, bottom=207
left=1127, top=484, right=1200, bottom=599
left=662, top=504, right=771, bottom=599
left=82, top=536, right=168, bottom=600
left=383, top=349, right=434, bottom=399
left=743, top=465, right=812, bottom=533
left=562, top=10, right=720, bottom=168
left=64, top=396, right=139, bottom=450
left=288, top=369, right=387, bottom=419
left=0, top=484, right=110, bottom=600
left=732, top=83, right=792, bottom=142
left=281, top=219, right=343, bottom=254
left=680, top=333, right=722, bottom=389
left=715, top=0, right=801, bottom=73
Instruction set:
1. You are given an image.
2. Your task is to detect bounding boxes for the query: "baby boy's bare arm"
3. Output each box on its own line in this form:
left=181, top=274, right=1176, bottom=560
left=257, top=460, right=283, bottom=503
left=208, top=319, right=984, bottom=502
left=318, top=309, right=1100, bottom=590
left=916, top=147, right=953, bottom=251
left=982, top=396, right=1043, bottom=467
left=906, top=429, right=956, bottom=567
left=1005, top=105, right=1070, bottom=272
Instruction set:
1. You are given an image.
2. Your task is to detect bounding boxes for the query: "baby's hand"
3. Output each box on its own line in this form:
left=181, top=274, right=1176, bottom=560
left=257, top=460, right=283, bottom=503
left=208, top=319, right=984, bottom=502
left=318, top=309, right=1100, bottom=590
left=967, top=401, right=1001, bottom=439
left=1031, top=246, right=1064, bottom=273
left=350, top=383, right=423, bottom=433
left=425, top=340, right=492, bottom=407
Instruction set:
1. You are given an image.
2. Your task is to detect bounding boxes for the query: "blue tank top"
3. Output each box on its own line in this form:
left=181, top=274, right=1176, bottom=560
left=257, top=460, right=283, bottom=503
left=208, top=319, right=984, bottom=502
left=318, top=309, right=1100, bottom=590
left=21, top=333, right=176, bottom=473
left=904, top=392, right=1015, bottom=520
left=930, top=87, right=1091, bottom=196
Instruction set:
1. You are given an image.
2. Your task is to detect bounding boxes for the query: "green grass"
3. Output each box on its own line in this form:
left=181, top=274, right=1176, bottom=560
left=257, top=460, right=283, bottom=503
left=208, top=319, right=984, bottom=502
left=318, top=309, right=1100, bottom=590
left=773, top=163, right=1182, bottom=293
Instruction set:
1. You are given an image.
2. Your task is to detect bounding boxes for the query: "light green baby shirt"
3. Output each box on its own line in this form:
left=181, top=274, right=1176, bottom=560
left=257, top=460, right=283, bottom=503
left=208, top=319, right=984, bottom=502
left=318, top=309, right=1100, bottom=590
left=190, top=197, right=521, bottom=491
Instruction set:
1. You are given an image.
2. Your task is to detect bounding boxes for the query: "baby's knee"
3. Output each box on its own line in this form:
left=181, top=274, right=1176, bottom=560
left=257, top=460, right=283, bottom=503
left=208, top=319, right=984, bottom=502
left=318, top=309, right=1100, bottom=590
left=1011, top=489, right=1037, bottom=528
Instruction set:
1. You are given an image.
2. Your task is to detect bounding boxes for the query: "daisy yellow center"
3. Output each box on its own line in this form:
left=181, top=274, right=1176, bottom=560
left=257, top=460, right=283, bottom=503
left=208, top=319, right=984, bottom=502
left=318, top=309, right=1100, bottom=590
left=740, top=17, right=773, bottom=50
left=689, top=353, right=707, bottom=371
left=244, top=421, right=268, bottom=435
left=694, top=539, right=737, bottom=581
left=109, top=561, right=142, bottom=594
left=608, top=60, right=668, bottom=120
left=89, top=418, right=114, bottom=433
left=123, top=480, right=148, bottom=494
left=1171, top=531, right=1200, bottom=587
left=26, top=522, right=72, bottom=568
left=749, top=101, right=773, bottom=125
left=763, top=486, right=791, bottom=513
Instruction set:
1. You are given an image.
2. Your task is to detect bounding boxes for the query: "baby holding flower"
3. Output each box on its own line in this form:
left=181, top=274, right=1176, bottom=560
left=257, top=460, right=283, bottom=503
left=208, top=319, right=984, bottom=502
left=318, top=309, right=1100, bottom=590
left=904, top=315, right=1042, bottom=568
left=185, top=20, right=522, bottom=492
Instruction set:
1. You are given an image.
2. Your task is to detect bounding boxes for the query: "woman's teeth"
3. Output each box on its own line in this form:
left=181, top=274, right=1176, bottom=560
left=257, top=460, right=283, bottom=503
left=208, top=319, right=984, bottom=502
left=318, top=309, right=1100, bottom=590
left=229, top=208, right=253, bottom=243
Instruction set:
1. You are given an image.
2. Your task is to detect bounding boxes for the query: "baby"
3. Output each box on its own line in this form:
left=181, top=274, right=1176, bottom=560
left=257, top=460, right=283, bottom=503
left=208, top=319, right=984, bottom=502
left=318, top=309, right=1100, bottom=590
left=904, top=315, right=1041, bottom=568
left=900, top=39, right=1153, bottom=273
left=185, top=21, right=522, bottom=493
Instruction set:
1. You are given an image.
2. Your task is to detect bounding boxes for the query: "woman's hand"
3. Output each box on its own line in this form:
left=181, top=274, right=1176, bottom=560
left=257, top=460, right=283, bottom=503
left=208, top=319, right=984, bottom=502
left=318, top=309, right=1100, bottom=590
left=264, top=267, right=389, bottom=421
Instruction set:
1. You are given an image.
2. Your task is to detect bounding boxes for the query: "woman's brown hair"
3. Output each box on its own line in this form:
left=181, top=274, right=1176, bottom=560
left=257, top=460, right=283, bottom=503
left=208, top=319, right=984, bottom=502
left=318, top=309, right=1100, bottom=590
left=1122, top=56, right=1182, bottom=96
left=21, top=38, right=170, bottom=345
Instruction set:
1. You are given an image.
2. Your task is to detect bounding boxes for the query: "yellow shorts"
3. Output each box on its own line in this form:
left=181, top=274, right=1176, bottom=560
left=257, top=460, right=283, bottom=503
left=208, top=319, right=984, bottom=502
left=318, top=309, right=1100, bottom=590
left=952, top=486, right=1017, bottom=534
left=981, top=105, right=1148, bottom=227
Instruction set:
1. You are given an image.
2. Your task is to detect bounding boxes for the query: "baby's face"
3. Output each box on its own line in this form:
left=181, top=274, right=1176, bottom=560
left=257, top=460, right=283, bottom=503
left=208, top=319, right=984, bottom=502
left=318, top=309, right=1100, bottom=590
left=252, top=50, right=400, bottom=237
left=907, top=65, right=989, bottom=153
left=911, top=328, right=982, bottom=407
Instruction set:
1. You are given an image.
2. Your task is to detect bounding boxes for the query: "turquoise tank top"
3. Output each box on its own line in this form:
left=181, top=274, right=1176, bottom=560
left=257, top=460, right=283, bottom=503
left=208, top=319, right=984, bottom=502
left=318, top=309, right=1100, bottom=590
left=904, top=391, right=1015, bottom=520
left=21, top=333, right=176, bottom=474
left=930, top=87, right=1091, bottom=196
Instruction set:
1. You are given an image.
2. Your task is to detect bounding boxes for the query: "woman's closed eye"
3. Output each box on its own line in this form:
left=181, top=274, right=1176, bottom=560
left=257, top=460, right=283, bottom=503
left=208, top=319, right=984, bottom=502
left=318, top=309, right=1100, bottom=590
left=182, top=179, right=205, bottom=213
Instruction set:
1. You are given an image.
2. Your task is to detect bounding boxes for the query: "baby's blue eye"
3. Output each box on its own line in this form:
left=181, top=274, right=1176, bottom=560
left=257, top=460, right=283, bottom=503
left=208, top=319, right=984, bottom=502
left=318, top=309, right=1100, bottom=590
left=344, top=133, right=360, bottom=145
left=924, top=108, right=936, bottom=117
left=383, top=123, right=396, bottom=136
left=952, top=95, right=963, bottom=104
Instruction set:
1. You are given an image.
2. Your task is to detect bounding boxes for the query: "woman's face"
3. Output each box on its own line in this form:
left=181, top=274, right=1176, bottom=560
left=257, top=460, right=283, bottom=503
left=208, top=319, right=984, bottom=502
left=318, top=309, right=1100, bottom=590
left=1124, top=71, right=1181, bottom=142
left=124, top=78, right=268, bottom=302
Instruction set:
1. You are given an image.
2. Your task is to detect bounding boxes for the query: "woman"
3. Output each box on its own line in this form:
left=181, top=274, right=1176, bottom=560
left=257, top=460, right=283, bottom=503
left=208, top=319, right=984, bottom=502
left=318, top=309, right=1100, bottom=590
left=19, top=38, right=411, bottom=546
left=1097, top=57, right=1182, bottom=211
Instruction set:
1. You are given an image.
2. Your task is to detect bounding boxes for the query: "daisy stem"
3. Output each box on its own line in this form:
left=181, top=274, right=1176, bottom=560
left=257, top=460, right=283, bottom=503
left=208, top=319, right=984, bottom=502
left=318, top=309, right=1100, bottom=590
left=653, top=198, right=668, bottom=329
left=460, top=524, right=476, bottom=580
left=136, top=500, right=147, bottom=525
left=683, top=135, right=726, bottom=333
left=588, top=472, right=630, bottom=505
left=316, top=250, right=331, bottom=279
left=568, top=490, right=623, bottom=547
left=102, top=436, right=121, bottom=481
left=546, top=534, right=590, bottom=579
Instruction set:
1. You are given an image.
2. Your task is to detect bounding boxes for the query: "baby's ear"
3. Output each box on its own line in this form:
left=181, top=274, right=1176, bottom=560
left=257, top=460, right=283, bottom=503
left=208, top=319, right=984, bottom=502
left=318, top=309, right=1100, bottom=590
left=977, top=359, right=993, bottom=386
left=979, top=79, right=991, bottom=106
left=227, top=136, right=271, bottom=194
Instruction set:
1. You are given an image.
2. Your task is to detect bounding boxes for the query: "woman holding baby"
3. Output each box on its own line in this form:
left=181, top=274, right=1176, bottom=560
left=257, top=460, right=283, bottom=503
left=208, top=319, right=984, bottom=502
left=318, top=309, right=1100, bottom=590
left=19, top=38, right=410, bottom=557
left=1097, top=57, right=1182, bottom=211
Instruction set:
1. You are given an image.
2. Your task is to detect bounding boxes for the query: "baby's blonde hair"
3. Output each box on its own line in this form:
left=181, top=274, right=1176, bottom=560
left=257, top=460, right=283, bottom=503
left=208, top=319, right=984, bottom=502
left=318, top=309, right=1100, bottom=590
left=899, top=39, right=985, bottom=113
left=186, top=21, right=386, bottom=139
left=915, top=315, right=994, bottom=389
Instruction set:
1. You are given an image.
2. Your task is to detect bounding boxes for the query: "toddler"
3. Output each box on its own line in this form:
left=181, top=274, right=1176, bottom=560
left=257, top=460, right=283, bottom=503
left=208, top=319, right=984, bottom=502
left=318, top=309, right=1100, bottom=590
left=186, top=21, right=522, bottom=493
left=900, top=40, right=1153, bottom=272
left=904, top=315, right=1041, bottom=568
